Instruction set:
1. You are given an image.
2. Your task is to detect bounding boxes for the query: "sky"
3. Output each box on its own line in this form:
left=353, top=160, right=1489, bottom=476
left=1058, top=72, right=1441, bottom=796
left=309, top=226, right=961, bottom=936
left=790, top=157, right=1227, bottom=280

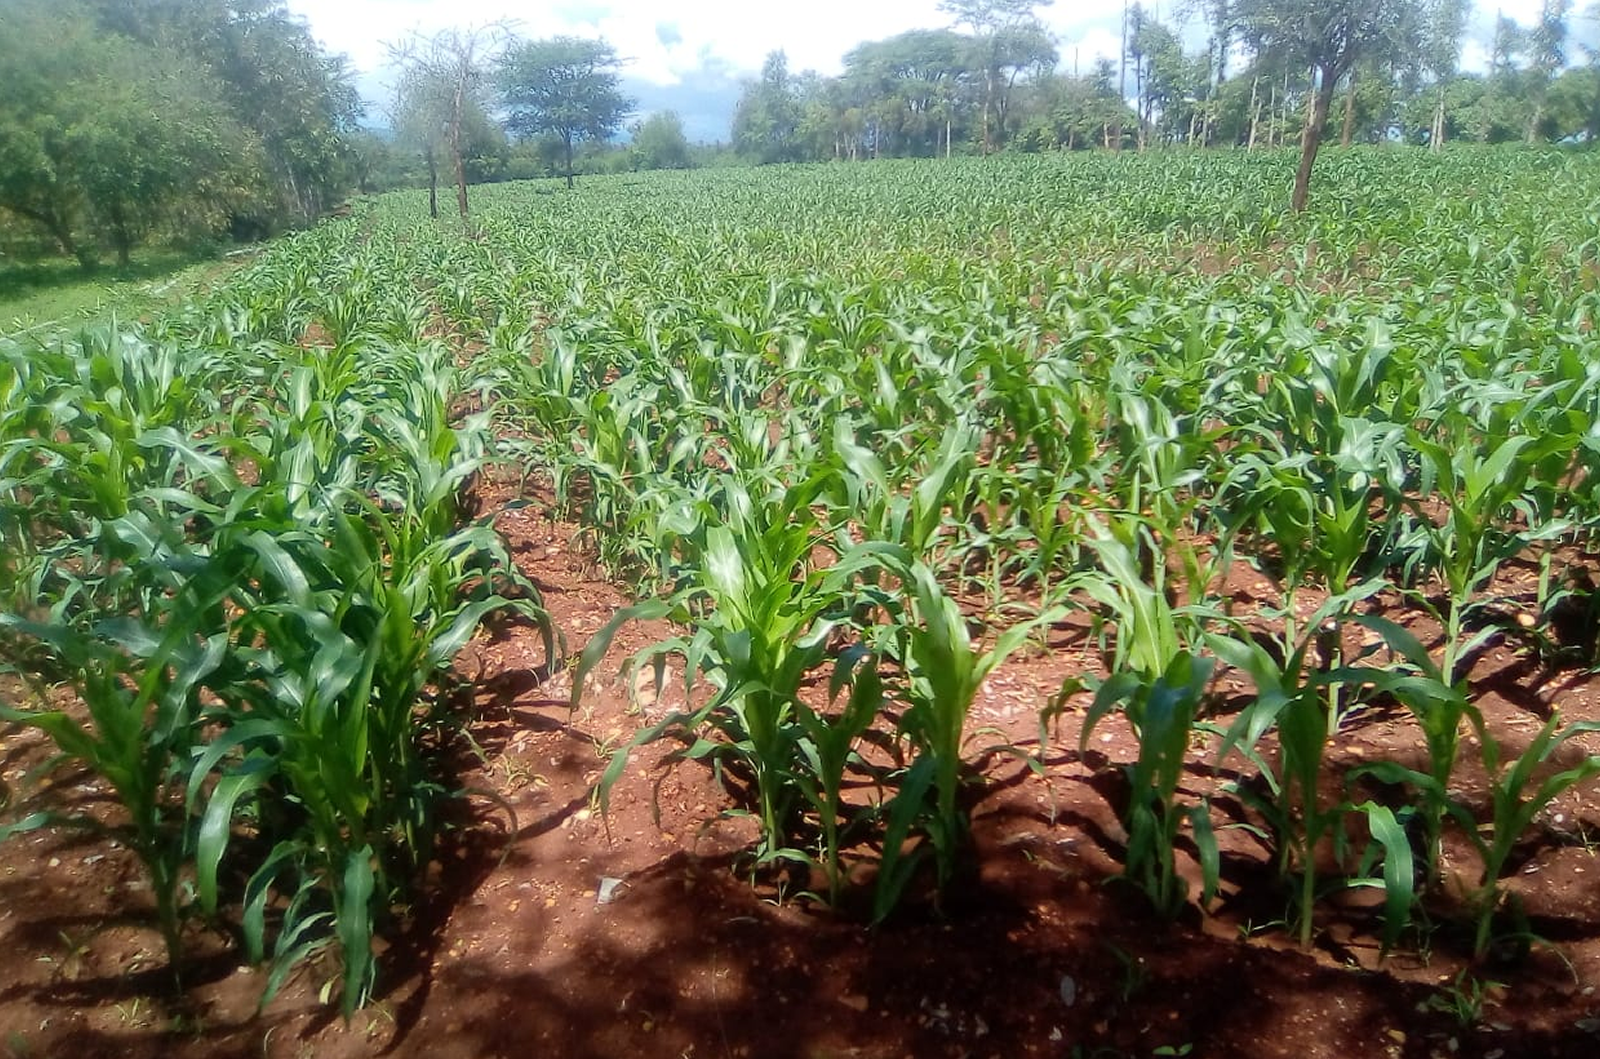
left=282, top=1, right=1560, bottom=142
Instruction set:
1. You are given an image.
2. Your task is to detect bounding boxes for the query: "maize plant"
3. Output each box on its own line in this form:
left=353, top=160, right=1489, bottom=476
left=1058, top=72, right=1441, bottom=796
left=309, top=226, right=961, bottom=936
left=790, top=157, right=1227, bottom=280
left=1, top=316, right=555, bottom=1014
left=1078, top=651, right=1220, bottom=919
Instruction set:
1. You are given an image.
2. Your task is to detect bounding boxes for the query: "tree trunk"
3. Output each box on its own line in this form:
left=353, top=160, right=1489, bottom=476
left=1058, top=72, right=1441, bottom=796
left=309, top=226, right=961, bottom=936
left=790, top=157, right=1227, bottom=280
left=283, top=166, right=304, bottom=225
left=426, top=147, right=439, bottom=219
left=50, top=217, right=95, bottom=272
left=1292, top=73, right=1335, bottom=213
left=564, top=134, right=575, bottom=190
left=982, top=67, right=994, bottom=155
left=1114, top=0, right=1127, bottom=152
left=1432, top=89, right=1447, bottom=153
left=115, top=240, right=132, bottom=269
left=1340, top=69, right=1357, bottom=147
left=18, top=204, right=94, bottom=271
left=453, top=139, right=469, bottom=216
left=1248, top=76, right=1261, bottom=150
left=1305, top=68, right=1318, bottom=132
left=1283, top=69, right=1294, bottom=148
left=1526, top=99, right=1545, bottom=145
left=1589, top=78, right=1600, bottom=146
left=109, top=204, right=132, bottom=269
left=450, top=79, right=469, bottom=217
left=946, top=115, right=952, bottom=159
left=996, top=70, right=1020, bottom=151
left=1136, top=59, right=1147, bottom=152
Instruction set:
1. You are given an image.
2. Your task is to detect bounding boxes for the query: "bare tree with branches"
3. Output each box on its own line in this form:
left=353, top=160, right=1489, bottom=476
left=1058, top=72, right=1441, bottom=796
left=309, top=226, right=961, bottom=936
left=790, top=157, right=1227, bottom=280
left=388, top=23, right=513, bottom=218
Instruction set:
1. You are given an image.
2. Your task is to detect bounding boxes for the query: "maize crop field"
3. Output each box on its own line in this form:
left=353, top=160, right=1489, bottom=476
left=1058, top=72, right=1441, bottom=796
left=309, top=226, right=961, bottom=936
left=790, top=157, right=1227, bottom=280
left=5, top=148, right=1600, bottom=1058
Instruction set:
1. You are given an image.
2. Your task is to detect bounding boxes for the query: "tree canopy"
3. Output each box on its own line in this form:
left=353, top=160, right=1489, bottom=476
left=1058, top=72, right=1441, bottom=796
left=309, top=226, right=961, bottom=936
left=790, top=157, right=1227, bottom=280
left=1232, top=0, right=1422, bottom=208
left=632, top=112, right=694, bottom=170
left=0, top=0, right=359, bottom=269
left=7, top=0, right=1600, bottom=262
left=733, top=52, right=807, bottom=164
left=499, top=37, right=634, bottom=189
left=87, top=0, right=363, bottom=226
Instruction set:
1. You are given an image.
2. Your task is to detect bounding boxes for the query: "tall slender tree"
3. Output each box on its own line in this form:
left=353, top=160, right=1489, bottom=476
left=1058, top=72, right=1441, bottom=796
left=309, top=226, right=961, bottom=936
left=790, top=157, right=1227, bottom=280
left=1233, top=0, right=1421, bottom=211
left=393, top=66, right=502, bottom=219
left=1525, top=0, right=1574, bottom=142
left=1421, top=0, right=1471, bottom=151
left=732, top=52, right=805, bottom=163
left=1583, top=3, right=1600, bottom=143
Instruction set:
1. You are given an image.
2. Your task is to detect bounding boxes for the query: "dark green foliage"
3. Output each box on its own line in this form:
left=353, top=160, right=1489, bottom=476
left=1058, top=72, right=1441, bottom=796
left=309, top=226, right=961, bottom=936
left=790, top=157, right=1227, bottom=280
left=0, top=0, right=360, bottom=269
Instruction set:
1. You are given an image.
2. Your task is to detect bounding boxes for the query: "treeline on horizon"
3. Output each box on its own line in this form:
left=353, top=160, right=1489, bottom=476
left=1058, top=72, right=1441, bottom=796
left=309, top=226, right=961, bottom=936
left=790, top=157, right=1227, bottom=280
left=4, top=0, right=1599, bottom=275
left=731, top=0, right=1600, bottom=164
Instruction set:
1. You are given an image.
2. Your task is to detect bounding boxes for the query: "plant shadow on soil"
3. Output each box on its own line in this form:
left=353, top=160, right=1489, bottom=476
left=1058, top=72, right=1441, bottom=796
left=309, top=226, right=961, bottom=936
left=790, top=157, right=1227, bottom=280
left=8, top=494, right=1600, bottom=1058
left=5, top=690, right=1600, bottom=1059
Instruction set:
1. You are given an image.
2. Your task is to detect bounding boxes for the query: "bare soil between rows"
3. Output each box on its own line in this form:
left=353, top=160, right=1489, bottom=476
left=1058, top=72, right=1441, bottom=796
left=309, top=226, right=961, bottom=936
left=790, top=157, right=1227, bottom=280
left=4, top=476, right=1600, bottom=1059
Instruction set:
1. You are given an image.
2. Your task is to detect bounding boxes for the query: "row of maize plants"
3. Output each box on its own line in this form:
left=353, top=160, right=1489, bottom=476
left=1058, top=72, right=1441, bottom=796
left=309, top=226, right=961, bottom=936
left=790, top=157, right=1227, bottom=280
left=0, top=224, right=556, bottom=1013
left=456, top=149, right=1600, bottom=957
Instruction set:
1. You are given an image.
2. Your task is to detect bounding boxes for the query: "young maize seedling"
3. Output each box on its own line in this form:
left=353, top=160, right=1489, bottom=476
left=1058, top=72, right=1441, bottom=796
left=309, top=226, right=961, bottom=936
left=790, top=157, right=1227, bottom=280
left=1079, top=651, right=1220, bottom=918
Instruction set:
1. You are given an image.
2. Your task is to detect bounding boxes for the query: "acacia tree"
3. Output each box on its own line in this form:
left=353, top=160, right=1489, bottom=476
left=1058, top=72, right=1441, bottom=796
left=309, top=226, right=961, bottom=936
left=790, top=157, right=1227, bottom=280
left=843, top=30, right=970, bottom=157
left=1129, top=9, right=1205, bottom=147
left=390, top=25, right=510, bottom=217
left=393, top=67, right=502, bottom=219
left=499, top=37, right=633, bottom=189
left=1234, top=0, right=1420, bottom=211
left=941, top=0, right=1056, bottom=154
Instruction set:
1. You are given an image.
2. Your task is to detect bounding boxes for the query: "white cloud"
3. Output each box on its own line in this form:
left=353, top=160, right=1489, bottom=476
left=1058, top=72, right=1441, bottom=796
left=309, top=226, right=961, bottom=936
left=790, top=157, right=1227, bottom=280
left=283, top=1, right=1572, bottom=129
left=284, top=0, right=1139, bottom=89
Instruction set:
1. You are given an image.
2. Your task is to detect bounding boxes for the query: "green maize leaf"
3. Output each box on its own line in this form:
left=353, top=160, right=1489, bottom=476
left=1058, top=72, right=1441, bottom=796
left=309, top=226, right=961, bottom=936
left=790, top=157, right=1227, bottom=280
left=337, top=845, right=377, bottom=1018
left=196, top=759, right=275, bottom=914
left=241, top=840, right=306, bottom=966
left=1189, top=800, right=1220, bottom=908
left=260, top=907, right=334, bottom=1012
left=571, top=598, right=673, bottom=710
left=240, top=530, right=314, bottom=608
left=873, top=754, right=937, bottom=924
left=136, top=426, right=229, bottom=478
left=1352, top=801, right=1416, bottom=955
left=183, top=718, right=289, bottom=811
left=1462, top=435, right=1534, bottom=505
